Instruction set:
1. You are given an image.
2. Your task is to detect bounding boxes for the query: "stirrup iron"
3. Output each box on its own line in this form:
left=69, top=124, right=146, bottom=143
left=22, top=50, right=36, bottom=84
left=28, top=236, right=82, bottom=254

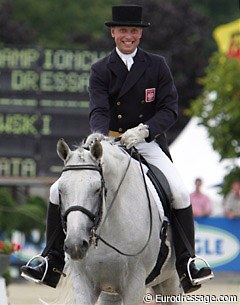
left=21, top=255, right=48, bottom=284
left=187, top=256, right=214, bottom=286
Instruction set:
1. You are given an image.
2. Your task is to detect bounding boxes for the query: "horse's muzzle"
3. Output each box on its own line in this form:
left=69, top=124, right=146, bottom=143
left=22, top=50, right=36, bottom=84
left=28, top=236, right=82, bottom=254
left=64, top=239, right=89, bottom=260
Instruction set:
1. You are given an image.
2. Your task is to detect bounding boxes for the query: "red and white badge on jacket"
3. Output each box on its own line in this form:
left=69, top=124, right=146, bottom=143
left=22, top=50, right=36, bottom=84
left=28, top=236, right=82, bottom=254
left=145, top=88, right=156, bottom=103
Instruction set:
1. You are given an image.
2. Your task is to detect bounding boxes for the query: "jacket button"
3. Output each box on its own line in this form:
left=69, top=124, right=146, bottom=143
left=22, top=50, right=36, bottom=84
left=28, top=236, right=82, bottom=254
left=118, top=128, right=123, bottom=132
left=117, top=101, right=121, bottom=106
left=141, top=100, right=145, bottom=104
left=117, top=114, right=122, bottom=119
left=139, top=114, right=143, bottom=118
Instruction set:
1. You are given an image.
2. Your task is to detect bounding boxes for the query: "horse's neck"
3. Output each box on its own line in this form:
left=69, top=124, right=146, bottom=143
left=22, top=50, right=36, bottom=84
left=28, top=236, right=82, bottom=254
left=101, top=146, right=155, bottom=242
left=102, top=145, right=141, bottom=205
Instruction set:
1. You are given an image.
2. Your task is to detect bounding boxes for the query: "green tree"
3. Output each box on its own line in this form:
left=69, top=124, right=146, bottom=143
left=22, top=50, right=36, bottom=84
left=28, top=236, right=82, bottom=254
left=0, top=188, right=18, bottom=235
left=188, top=52, right=240, bottom=159
left=10, top=0, right=117, bottom=47
left=15, top=195, right=47, bottom=242
left=0, top=0, right=35, bottom=44
left=221, top=167, right=240, bottom=196
left=0, top=187, right=47, bottom=242
left=188, top=52, right=240, bottom=192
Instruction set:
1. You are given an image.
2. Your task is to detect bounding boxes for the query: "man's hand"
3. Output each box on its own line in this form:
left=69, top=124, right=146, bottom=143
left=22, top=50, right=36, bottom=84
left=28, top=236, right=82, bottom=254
left=120, top=123, right=149, bottom=149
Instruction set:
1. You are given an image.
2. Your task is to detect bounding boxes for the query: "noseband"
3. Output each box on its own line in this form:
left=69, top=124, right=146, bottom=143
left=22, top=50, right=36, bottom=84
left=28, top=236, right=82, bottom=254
left=60, top=164, right=105, bottom=235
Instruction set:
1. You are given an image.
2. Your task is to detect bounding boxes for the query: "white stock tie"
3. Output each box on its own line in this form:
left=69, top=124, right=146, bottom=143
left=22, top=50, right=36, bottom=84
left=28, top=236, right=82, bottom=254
left=125, top=57, right=134, bottom=71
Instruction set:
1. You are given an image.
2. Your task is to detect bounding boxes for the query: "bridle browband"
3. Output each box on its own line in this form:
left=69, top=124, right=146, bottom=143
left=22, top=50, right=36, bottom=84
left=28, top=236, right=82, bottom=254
left=60, top=147, right=153, bottom=257
left=61, top=165, right=102, bottom=173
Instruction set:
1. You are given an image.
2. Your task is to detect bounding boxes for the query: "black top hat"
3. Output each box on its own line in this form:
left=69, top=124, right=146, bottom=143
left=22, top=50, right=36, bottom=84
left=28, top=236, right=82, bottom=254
left=105, top=5, right=150, bottom=28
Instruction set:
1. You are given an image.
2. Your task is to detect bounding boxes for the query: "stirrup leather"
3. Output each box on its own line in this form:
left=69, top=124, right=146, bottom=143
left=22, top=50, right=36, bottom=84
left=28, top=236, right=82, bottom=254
left=187, top=256, right=214, bottom=286
left=21, top=255, right=48, bottom=284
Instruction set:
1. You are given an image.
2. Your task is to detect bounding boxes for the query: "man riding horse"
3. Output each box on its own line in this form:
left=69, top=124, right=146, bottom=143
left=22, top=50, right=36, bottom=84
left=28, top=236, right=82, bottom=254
left=21, top=4, right=213, bottom=294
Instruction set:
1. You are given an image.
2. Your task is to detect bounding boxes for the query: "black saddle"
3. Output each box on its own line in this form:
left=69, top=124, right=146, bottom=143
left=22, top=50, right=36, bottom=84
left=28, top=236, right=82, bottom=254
left=129, top=148, right=173, bottom=217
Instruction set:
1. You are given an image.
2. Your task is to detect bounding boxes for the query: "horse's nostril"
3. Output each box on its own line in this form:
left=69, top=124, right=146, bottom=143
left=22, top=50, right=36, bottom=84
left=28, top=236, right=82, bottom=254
left=64, top=239, right=89, bottom=260
left=82, top=240, right=89, bottom=249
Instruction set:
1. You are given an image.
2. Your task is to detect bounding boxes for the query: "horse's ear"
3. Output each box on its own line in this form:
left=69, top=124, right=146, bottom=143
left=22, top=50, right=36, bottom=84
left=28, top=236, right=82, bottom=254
left=57, top=138, right=71, bottom=161
left=90, top=141, right=103, bottom=161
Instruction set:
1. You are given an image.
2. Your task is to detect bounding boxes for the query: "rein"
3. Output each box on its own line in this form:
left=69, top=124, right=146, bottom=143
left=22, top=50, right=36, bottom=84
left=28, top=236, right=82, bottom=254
left=60, top=147, right=153, bottom=257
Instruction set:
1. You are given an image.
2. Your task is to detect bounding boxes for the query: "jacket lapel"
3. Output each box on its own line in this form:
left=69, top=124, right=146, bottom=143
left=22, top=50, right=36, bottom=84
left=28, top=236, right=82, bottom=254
left=107, top=48, right=149, bottom=99
left=118, top=49, right=149, bottom=98
left=107, top=49, right=128, bottom=83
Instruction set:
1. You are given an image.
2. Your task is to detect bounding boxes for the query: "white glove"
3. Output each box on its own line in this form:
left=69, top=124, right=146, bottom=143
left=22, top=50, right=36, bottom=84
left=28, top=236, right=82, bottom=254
left=120, top=123, right=149, bottom=149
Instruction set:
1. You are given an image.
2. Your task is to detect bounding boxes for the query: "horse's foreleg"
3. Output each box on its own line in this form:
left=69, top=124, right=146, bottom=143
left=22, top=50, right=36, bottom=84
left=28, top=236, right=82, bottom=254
left=122, top=286, right=146, bottom=305
left=72, top=275, right=100, bottom=305
left=72, top=288, right=99, bottom=305
left=120, top=276, right=146, bottom=305
left=152, top=271, right=183, bottom=305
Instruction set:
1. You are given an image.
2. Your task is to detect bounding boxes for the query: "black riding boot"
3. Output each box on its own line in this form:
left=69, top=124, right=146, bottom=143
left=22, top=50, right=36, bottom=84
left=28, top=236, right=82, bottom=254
left=172, top=206, right=213, bottom=293
left=20, top=202, right=65, bottom=288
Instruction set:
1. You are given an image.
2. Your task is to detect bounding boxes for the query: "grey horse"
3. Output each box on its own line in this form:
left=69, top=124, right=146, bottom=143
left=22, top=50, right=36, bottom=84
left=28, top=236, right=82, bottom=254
left=57, top=135, right=182, bottom=305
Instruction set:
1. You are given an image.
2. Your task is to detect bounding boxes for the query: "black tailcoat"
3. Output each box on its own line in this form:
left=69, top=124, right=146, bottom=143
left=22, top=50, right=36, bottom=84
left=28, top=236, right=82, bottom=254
left=88, top=48, right=178, bottom=159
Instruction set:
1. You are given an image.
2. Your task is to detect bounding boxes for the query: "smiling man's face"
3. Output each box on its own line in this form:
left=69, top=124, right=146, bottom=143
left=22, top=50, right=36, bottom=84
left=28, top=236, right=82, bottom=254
left=111, top=26, right=143, bottom=54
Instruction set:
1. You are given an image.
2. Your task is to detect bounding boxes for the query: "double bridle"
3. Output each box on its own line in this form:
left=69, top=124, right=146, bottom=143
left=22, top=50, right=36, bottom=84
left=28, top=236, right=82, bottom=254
left=59, top=148, right=153, bottom=257
left=60, top=164, right=105, bottom=237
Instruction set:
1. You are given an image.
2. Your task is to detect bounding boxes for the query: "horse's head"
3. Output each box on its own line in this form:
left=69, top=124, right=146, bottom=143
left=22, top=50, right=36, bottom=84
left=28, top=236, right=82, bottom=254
left=57, top=137, right=104, bottom=260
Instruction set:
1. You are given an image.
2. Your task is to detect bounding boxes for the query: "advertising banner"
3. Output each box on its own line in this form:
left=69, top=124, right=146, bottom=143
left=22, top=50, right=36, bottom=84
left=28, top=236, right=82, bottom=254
left=195, top=217, right=240, bottom=271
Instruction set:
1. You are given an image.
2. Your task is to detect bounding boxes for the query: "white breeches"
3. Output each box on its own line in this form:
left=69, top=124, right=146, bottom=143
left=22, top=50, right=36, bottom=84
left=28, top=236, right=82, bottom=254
left=49, top=140, right=190, bottom=209
left=135, top=141, right=190, bottom=209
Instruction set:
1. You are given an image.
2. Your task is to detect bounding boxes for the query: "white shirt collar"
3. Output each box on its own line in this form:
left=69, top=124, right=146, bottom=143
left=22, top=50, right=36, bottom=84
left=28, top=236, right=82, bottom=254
left=116, top=47, right=137, bottom=60
left=116, top=48, right=137, bottom=70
